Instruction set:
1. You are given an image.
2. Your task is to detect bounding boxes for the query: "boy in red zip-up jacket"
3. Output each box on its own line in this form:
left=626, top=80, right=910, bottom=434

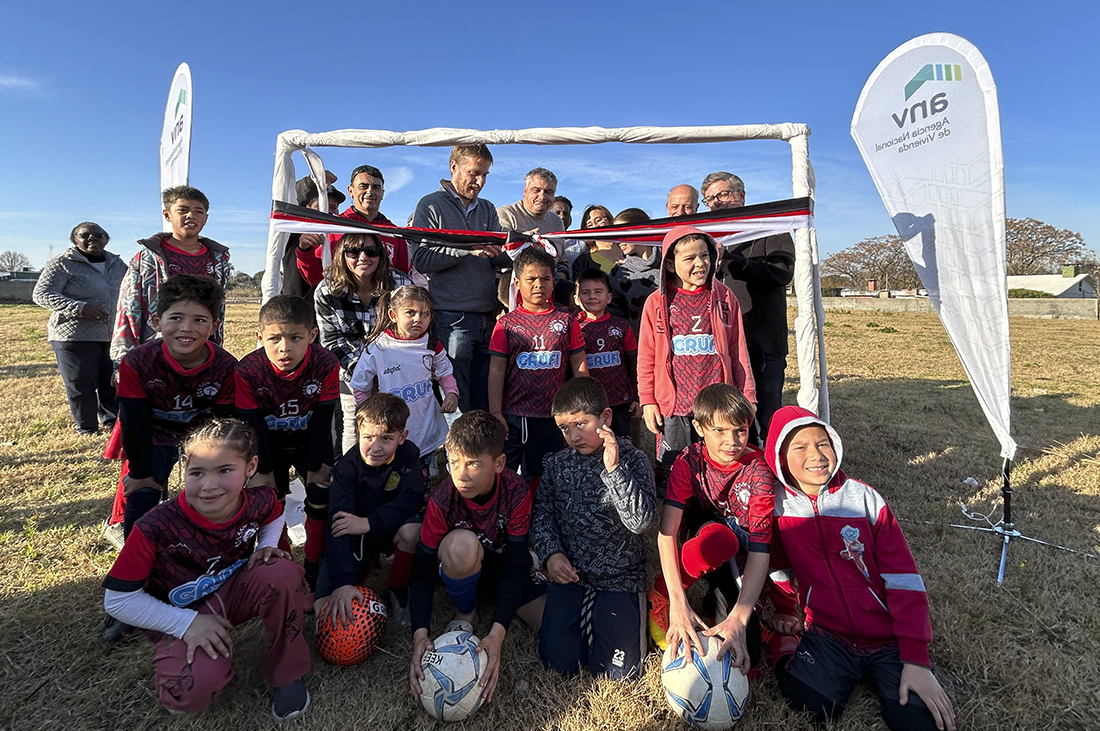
left=637, top=226, right=755, bottom=485
left=764, top=406, right=955, bottom=731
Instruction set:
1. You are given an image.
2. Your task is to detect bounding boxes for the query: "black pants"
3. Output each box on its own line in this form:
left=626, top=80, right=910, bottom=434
left=777, top=631, right=940, bottom=730
left=609, top=403, right=632, bottom=439
left=123, top=444, right=181, bottom=538
left=748, top=346, right=785, bottom=446
left=50, top=340, right=116, bottom=432
left=503, top=415, right=563, bottom=479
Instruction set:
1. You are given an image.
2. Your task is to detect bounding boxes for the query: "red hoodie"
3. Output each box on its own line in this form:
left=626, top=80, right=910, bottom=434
left=637, top=226, right=756, bottom=415
left=764, top=405, right=934, bottom=667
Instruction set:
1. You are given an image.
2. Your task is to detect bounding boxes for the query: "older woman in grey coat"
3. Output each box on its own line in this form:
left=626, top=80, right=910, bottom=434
left=33, top=222, right=127, bottom=434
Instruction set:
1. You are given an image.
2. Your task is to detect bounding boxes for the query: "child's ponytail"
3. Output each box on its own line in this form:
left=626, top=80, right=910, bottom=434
left=366, top=289, right=397, bottom=346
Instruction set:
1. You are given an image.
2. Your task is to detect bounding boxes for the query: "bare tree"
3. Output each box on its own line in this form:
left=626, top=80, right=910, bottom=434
left=0, top=251, right=31, bottom=273
left=1006, top=218, right=1087, bottom=275
left=822, top=235, right=920, bottom=291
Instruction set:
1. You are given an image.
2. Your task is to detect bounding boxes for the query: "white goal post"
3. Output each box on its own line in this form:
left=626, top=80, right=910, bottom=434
left=261, top=124, right=830, bottom=418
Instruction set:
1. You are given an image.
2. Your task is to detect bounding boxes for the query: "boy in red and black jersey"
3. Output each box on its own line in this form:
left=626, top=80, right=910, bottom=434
left=488, top=247, right=587, bottom=485
left=408, top=411, right=546, bottom=705
left=235, top=295, right=339, bottom=587
left=574, top=269, right=638, bottom=438
left=115, top=276, right=236, bottom=539
left=651, top=384, right=775, bottom=678
left=638, top=227, right=756, bottom=484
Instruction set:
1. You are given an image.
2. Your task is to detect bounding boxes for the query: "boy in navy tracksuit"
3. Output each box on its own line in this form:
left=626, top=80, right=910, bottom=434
left=313, top=393, right=426, bottom=628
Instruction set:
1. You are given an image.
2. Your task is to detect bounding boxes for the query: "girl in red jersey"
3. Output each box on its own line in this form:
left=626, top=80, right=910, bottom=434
left=103, top=420, right=311, bottom=721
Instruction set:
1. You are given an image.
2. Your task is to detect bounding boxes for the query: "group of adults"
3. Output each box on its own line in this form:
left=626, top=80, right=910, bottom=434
left=33, top=143, right=795, bottom=448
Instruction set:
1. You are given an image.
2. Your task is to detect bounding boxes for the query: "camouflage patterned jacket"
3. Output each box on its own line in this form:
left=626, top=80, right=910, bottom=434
left=109, top=233, right=230, bottom=364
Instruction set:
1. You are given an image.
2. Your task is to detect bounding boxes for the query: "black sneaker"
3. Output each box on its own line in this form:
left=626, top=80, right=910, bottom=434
left=101, top=616, right=132, bottom=642
left=271, top=679, right=310, bottom=721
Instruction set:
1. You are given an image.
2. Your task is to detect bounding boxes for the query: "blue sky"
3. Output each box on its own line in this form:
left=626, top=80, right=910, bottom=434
left=2, top=1, right=1097, bottom=276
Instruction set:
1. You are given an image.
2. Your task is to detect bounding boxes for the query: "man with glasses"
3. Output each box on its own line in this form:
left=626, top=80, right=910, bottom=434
left=665, top=184, right=699, bottom=218
left=412, top=145, right=507, bottom=416
left=701, top=171, right=795, bottom=442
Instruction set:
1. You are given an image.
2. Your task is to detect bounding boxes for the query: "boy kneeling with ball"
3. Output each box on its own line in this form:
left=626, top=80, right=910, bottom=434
left=408, top=410, right=546, bottom=704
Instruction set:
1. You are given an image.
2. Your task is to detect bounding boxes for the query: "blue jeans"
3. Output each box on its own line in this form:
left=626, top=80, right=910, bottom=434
left=435, top=310, right=495, bottom=415
left=50, top=340, right=116, bottom=432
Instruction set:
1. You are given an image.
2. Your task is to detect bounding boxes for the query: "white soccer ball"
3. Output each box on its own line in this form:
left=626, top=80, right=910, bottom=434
left=661, top=633, right=749, bottom=729
left=419, top=630, right=488, bottom=722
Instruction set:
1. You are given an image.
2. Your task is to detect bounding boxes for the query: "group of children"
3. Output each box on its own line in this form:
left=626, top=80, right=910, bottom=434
left=98, top=187, right=954, bottom=730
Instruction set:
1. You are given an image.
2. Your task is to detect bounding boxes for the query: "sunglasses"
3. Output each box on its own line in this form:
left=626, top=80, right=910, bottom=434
left=343, top=246, right=383, bottom=259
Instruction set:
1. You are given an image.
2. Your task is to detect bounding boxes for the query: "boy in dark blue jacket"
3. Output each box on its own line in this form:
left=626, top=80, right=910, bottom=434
left=312, top=393, right=426, bottom=629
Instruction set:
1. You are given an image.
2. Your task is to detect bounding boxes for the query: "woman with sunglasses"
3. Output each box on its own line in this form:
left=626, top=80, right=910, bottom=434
left=314, top=233, right=412, bottom=454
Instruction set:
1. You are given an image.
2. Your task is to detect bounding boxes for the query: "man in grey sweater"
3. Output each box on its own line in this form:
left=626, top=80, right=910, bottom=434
left=411, top=144, right=507, bottom=414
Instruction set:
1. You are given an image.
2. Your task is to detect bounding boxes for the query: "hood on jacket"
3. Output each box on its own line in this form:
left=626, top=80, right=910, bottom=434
left=764, top=405, right=845, bottom=492
left=618, top=244, right=662, bottom=274
left=659, top=225, right=719, bottom=291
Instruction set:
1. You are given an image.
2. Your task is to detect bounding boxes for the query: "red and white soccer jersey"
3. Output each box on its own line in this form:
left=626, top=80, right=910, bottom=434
left=489, top=306, right=585, bottom=417
left=665, top=442, right=775, bottom=552
left=103, top=487, right=282, bottom=606
left=667, top=287, right=724, bottom=416
left=235, top=344, right=340, bottom=439
left=161, top=241, right=216, bottom=279
left=117, top=340, right=237, bottom=446
left=578, top=312, right=636, bottom=407
left=420, top=469, right=533, bottom=555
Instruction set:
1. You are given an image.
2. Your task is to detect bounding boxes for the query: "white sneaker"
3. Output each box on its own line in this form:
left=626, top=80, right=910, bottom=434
left=100, top=520, right=125, bottom=550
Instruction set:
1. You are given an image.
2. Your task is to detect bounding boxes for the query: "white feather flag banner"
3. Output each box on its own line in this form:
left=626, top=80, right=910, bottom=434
left=852, top=33, right=1016, bottom=460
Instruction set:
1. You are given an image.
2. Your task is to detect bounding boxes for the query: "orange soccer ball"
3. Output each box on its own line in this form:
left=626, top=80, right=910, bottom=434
left=316, top=586, right=388, bottom=666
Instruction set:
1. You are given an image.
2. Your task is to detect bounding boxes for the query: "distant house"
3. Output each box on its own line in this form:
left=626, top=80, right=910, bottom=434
left=1007, top=270, right=1097, bottom=299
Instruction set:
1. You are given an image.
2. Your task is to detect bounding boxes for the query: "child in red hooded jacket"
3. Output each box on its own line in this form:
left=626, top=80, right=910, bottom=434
left=765, top=405, right=955, bottom=731
left=637, top=226, right=755, bottom=484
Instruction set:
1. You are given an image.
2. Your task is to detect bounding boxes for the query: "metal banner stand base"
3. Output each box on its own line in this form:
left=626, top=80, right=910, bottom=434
left=952, top=458, right=1097, bottom=586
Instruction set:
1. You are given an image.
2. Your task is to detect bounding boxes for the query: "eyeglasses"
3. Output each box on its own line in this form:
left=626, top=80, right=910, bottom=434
left=702, top=188, right=744, bottom=206
left=343, top=246, right=383, bottom=259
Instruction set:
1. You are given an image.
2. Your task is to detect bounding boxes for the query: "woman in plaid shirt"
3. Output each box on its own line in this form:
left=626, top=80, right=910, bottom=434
left=314, top=233, right=411, bottom=454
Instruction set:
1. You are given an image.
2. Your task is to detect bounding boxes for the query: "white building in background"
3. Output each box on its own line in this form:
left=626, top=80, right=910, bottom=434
left=1007, top=269, right=1097, bottom=299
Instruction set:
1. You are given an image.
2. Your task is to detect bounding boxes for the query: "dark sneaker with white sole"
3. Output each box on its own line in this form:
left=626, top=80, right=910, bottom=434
left=271, top=679, right=310, bottom=721
left=100, top=616, right=132, bottom=642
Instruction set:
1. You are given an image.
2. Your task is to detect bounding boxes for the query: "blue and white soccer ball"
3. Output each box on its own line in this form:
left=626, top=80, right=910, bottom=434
left=419, top=630, right=488, bottom=722
left=661, top=632, right=749, bottom=729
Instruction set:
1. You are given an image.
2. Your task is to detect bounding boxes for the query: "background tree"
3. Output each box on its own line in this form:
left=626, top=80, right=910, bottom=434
left=0, top=251, right=31, bottom=273
left=1006, top=218, right=1087, bottom=275
left=821, top=234, right=920, bottom=291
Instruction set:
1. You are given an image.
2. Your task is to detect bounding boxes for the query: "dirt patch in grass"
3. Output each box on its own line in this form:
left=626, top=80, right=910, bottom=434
left=1, top=304, right=1098, bottom=730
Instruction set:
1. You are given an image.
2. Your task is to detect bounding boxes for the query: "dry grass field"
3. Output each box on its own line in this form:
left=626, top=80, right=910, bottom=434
left=1, top=303, right=1099, bottom=730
